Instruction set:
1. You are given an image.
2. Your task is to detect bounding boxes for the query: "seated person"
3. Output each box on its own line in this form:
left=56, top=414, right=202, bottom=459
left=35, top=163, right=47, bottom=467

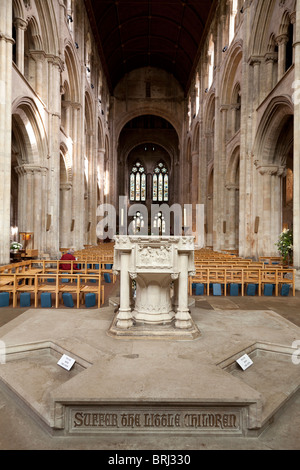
left=60, top=248, right=78, bottom=270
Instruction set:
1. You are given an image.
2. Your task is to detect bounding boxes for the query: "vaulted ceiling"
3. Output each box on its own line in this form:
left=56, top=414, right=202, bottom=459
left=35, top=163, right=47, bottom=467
left=84, top=0, right=215, bottom=94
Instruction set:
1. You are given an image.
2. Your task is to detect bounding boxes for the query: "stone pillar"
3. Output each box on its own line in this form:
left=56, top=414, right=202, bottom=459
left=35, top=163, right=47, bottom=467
left=191, top=150, right=199, bottom=235
left=31, top=51, right=45, bottom=99
left=116, top=250, right=133, bottom=329
left=250, top=57, right=261, bottom=111
left=226, top=184, right=239, bottom=249
left=15, top=164, right=48, bottom=253
left=216, top=105, right=228, bottom=250
left=265, top=53, right=277, bottom=95
left=59, top=183, right=72, bottom=248
left=239, top=2, right=258, bottom=259
left=46, top=56, right=64, bottom=257
left=14, top=17, right=26, bottom=74
left=98, top=148, right=105, bottom=207
left=72, top=102, right=84, bottom=249
left=175, top=252, right=192, bottom=329
left=257, top=165, right=284, bottom=256
left=293, top=1, right=300, bottom=271
left=277, top=34, right=289, bottom=80
left=0, top=0, right=13, bottom=265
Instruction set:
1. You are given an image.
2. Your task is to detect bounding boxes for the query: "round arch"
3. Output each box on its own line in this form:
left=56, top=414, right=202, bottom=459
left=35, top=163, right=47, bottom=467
left=115, top=107, right=181, bottom=144
left=220, top=41, right=243, bottom=104
left=12, top=97, right=48, bottom=165
left=253, top=95, right=294, bottom=166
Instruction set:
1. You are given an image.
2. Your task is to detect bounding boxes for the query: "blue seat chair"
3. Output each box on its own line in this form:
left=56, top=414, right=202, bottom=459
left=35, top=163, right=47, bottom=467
left=104, top=272, right=111, bottom=283
left=85, top=293, right=96, bottom=307
left=264, top=284, right=273, bottom=296
left=195, top=283, right=204, bottom=295
left=212, top=283, right=222, bottom=296
left=20, top=292, right=31, bottom=307
left=0, top=292, right=10, bottom=307
left=246, top=284, right=257, bottom=296
left=229, top=283, right=239, bottom=296
left=62, top=292, right=74, bottom=307
left=41, top=292, right=52, bottom=308
left=280, top=284, right=290, bottom=296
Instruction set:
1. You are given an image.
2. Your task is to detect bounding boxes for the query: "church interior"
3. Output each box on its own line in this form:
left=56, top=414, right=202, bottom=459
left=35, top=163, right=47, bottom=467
left=0, top=0, right=300, bottom=451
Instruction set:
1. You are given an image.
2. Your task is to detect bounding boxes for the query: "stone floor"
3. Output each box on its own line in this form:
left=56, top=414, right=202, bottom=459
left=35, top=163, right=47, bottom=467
left=0, top=288, right=299, bottom=451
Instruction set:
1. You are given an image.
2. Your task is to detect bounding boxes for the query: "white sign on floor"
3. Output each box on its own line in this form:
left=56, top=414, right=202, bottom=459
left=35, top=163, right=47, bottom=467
left=236, top=354, right=253, bottom=371
left=57, top=354, right=75, bottom=371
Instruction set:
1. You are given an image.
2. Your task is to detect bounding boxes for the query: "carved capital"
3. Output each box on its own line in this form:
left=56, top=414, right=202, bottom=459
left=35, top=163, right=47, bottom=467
left=276, top=34, right=289, bottom=46
left=257, top=164, right=286, bottom=176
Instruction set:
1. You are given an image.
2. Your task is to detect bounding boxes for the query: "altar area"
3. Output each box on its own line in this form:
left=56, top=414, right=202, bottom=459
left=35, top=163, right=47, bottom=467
left=108, top=235, right=201, bottom=339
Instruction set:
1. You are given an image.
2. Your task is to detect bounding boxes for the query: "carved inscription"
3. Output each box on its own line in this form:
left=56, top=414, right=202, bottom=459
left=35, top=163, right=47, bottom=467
left=69, top=408, right=241, bottom=434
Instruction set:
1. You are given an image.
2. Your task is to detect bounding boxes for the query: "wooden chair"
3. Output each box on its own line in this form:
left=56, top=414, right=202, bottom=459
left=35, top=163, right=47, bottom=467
left=58, top=274, right=81, bottom=308
left=80, top=273, right=103, bottom=308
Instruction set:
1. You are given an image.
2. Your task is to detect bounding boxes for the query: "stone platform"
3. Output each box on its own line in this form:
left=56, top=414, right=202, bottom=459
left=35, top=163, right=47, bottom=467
left=0, top=303, right=298, bottom=440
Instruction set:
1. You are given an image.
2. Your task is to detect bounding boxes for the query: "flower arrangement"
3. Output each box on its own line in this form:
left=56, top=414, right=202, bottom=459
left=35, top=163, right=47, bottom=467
left=275, top=228, right=293, bottom=264
left=10, top=242, right=22, bottom=251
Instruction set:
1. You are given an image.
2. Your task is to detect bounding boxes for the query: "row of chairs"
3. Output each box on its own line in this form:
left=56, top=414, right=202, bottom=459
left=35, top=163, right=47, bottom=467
left=0, top=270, right=114, bottom=308
left=189, top=266, right=295, bottom=297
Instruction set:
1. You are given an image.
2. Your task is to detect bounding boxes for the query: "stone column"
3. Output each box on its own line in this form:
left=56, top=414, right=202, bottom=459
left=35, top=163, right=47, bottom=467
left=59, top=183, right=72, bottom=248
left=46, top=55, right=64, bottom=257
left=257, top=165, right=283, bottom=256
left=31, top=51, right=45, bottom=99
left=14, top=17, right=26, bottom=74
left=250, top=57, right=261, bottom=111
left=293, top=1, right=300, bottom=271
left=239, top=2, right=258, bottom=259
left=217, top=105, right=228, bottom=250
left=72, top=102, right=84, bottom=249
left=0, top=0, right=13, bottom=264
left=175, top=252, right=192, bottom=329
left=276, top=34, right=289, bottom=80
left=15, top=164, right=48, bottom=253
left=116, top=250, right=133, bottom=329
left=265, top=53, right=277, bottom=96
left=98, top=147, right=105, bottom=207
left=191, top=150, right=199, bottom=235
left=226, top=184, right=239, bottom=249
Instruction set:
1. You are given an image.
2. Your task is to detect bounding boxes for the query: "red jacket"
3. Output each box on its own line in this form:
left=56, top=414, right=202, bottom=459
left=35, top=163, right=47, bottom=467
left=60, top=253, right=78, bottom=270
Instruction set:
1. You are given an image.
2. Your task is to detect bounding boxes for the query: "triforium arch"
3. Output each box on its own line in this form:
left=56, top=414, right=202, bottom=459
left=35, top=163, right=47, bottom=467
left=253, top=95, right=294, bottom=257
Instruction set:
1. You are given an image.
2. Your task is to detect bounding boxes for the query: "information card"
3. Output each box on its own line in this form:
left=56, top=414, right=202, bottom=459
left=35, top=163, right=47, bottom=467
left=236, top=354, right=253, bottom=371
left=57, top=354, right=75, bottom=371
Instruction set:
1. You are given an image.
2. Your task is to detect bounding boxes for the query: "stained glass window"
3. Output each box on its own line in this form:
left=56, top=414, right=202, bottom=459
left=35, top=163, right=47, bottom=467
left=130, top=161, right=146, bottom=202
left=152, top=162, right=168, bottom=202
left=153, top=174, right=158, bottom=201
